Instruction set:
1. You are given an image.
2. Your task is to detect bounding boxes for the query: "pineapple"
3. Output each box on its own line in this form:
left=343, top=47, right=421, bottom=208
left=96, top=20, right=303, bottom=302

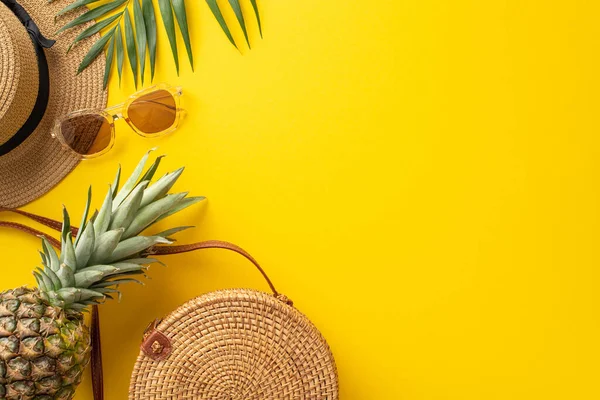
left=0, top=151, right=203, bottom=399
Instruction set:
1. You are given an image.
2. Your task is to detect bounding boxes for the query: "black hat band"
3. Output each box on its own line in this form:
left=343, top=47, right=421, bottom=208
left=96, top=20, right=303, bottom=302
left=0, top=0, right=54, bottom=156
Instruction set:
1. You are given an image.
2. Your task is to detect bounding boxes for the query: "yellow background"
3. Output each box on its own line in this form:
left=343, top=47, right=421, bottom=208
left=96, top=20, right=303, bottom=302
left=1, top=0, right=600, bottom=398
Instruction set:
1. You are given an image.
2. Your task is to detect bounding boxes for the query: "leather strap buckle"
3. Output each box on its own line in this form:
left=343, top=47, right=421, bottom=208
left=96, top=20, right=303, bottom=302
left=141, top=320, right=172, bottom=361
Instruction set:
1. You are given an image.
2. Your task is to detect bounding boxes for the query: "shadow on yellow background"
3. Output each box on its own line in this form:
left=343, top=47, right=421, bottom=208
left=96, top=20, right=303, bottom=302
left=1, top=0, right=599, bottom=398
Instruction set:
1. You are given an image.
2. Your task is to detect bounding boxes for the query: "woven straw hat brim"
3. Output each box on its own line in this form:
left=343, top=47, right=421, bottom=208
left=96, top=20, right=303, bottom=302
left=0, top=0, right=107, bottom=208
left=129, top=289, right=339, bottom=399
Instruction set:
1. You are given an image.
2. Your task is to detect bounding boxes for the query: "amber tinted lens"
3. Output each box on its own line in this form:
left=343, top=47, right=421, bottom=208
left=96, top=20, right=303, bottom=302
left=127, top=90, right=177, bottom=134
left=59, top=113, right=112, bottom=156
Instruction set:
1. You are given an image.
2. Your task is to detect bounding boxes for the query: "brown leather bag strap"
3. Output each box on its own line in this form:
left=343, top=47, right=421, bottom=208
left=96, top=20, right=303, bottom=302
left=91, top=306, right=103, bottom=400
left=0, top=209, right=282, bottom=298
left=0, top=206, right=78, bottom=235
left=149, top=240, right=284, bottom=299
left=0, top=211, right=285, bottom=302
left=0, top=221, right=62, bottom=248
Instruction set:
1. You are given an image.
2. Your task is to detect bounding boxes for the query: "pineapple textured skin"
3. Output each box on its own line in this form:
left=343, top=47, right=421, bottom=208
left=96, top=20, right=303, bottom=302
left=0, top=287, right=89, bottom=400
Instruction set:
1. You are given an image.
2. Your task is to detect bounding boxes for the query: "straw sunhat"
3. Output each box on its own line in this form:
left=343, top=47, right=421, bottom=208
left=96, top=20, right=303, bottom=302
left=0, top=0, right=106, bottom=208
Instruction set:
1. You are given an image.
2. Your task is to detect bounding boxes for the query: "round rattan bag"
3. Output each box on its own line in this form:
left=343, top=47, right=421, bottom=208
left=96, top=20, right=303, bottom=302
left=129, top=241, right=339, bottom=399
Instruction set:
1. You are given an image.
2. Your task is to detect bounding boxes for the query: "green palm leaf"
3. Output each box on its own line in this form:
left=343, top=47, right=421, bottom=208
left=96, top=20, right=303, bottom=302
left=115, top=24, right=124, bottom=84
left=57, top=0, right=127, bottom=34
left=249, top=0, right=262, bottom=37
left=103, top=37, right=115, bottom=90
left=57, top=0, right=102, bottom=16
left=68, top=13, right=121, bottom=53
left=157, top=0, right=179, bottom=74
left=205, top=0, right=236, bottom=49
left=142, top=0, right=157, bottom=81
left=171, top=0, right=193, bottom=70
left=227, top=0, right=250, bottom=48
left=59, top=0, right=264, bottom=87
left=133, top=0, right=147, bottom=84
left=77, top=28, right=115, bottom=74
left=205, top=0, right=263, bottom=49
left=123, top=8, right=138, bottom=87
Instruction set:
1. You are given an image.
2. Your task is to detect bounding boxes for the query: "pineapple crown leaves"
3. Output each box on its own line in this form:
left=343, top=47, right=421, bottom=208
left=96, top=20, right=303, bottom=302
left=33, top=150, right=205, bottom=311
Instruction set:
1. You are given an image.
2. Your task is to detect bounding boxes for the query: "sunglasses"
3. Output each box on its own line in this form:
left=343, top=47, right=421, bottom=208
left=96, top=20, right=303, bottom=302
left=52, top=84, right=183, bottom=159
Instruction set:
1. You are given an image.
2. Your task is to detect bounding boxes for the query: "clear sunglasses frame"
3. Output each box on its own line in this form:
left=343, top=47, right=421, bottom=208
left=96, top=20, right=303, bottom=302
left=51, top=84, right=183, bottom=159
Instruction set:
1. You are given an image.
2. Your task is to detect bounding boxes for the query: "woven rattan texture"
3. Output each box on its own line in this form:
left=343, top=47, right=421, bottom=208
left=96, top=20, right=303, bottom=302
left=129, top=289, right=338, bottom=399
